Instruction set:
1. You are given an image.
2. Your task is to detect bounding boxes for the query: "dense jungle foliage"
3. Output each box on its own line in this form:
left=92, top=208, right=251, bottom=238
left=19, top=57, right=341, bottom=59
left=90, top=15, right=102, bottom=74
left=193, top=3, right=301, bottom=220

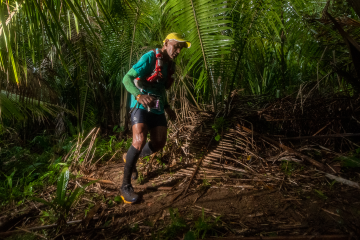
left=0, top=0, right=359, bottom=213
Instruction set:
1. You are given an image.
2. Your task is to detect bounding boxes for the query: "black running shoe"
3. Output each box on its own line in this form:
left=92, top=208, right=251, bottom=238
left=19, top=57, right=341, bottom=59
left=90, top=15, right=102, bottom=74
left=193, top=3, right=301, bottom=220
left=120, top=184, right=139, bottom=204
left=123, top=153, right=138, bottom=180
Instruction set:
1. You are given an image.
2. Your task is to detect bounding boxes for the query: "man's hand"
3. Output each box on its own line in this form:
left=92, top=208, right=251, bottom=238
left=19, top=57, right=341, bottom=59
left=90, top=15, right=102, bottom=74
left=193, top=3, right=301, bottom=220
left=137, top=95, right=155, bottom=108
left=165, top=107, right=176, bottom=121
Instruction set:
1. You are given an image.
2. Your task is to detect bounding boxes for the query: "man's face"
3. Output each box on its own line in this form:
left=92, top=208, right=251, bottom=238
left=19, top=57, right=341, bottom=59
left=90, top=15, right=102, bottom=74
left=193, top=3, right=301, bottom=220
left=165, top=40, right=187, bottom=60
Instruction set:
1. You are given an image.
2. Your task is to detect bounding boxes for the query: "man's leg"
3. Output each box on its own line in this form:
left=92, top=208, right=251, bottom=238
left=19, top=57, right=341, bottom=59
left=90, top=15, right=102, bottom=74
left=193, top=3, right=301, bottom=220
left=137, top=126, right=167, bottom=160
left=149, top=126, right=167, bottom=152
left=139, top=111, right=168, bottom=158
left=139, top=142, right=154, bottom=158
left=121, top=123, right=148, bottom=204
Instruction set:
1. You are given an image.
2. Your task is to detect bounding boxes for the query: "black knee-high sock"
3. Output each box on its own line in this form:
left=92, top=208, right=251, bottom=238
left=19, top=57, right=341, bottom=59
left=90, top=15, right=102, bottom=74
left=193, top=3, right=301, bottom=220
left=139, top=142, right=154, bottom=158
left=122, top=145, right=141, bottom=186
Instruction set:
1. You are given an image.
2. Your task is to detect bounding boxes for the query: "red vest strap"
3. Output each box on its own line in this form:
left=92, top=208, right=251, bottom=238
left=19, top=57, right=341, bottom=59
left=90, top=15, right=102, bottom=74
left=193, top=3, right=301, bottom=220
left=135, top=49, right=175, bottom=89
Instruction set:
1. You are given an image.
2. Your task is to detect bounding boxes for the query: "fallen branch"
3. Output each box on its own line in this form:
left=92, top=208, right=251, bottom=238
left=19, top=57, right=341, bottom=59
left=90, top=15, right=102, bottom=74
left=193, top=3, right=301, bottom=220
left=135, top=186, right=173, bottom=191
left=16, top=227, right=47, bottom=239
left=212, top=185, right=254, bottom=189
left=170, top=154, right=207, bottom=204
left=0, top=203, right=44, bottom=232
left=83, top=203, right=101, bottom=228
left=171, top=130, right=216, bottom=203
left=322, top=208, right=341, bottom=217
left=204, top=158, right=247, bottom=173
left=205, top=235, right=349, bottom=240
left=325, top=173, right=360, bottom=189
left=80, top=177, right=115, bottom=185
left=0, top=219, right=92, bottom=238
left=279, top=133, right=360, bottom=140
left=237, top=124, right=328, bottom=171
left=183, top=153, right=207, bottom=196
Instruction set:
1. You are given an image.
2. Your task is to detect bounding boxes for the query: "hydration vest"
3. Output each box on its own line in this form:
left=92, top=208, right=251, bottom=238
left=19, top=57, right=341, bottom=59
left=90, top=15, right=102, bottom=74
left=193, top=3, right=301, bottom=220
left=134, top=49, right=175, bottom=90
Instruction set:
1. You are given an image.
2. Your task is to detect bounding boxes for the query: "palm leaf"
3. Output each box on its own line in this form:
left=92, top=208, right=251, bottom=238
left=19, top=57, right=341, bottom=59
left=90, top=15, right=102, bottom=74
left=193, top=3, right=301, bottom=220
left=164, top=0, right=233, bottom=98
left=56, top=167, right=70, bottom=207
left=65, top=180, right=96, bottom=213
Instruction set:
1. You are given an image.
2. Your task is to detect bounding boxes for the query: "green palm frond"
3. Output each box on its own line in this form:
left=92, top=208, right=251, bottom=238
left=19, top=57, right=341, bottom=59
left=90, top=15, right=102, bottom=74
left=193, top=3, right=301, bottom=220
left=0, top=90, right=74, bottom=122
left=0, top=0, right=355, bottom=132
left=165, top=0, right=233, bottom=98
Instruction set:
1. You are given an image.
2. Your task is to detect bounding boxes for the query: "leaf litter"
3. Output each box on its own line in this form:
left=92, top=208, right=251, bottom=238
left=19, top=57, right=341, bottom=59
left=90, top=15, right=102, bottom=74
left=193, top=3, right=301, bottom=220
left=1, top=88, right=360, bottom=239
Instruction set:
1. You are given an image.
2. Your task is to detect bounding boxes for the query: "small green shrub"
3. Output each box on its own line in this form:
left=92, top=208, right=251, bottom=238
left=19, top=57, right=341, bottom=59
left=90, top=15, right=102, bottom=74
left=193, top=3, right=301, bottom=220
left=280, top=160, right=300, bottom=176
left=32, top=167, right=96, bottom=226
left=0, top=157, right=63, bottom=207
left=212, top=117, right=228, bottom=141
left=192, top=208, right=221, bottom=239
left=334, top=148, right=360, bottom=168
left=160, top=208, right=187, bottom=240
left=314, top=189, right=328, bottom=199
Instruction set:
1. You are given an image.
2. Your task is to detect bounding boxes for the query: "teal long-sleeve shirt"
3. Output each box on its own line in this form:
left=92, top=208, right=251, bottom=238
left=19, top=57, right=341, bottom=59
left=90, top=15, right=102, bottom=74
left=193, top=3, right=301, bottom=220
left=122, top=49, right=171, bottom=114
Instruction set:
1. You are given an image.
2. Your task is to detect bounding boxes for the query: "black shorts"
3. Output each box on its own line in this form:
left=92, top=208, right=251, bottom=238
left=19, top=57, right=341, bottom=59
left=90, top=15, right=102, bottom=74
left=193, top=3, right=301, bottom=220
left=130, top=108, right=167, bottom=129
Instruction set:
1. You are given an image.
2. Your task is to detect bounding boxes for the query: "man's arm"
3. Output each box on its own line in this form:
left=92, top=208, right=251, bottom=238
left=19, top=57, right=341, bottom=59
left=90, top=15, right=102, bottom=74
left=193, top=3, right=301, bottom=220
left=123, top=68, right=155, bottom=107
left=122, top=68, right=141, bottom=97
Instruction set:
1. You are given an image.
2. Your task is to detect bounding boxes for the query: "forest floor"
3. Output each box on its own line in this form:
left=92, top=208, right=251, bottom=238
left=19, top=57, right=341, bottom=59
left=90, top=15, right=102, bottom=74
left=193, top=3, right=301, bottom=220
left=1, top=90, right=360, bottom=239
left=2, top=154, right=358, bottom=240
left=76, top=156, right=360, bottom=239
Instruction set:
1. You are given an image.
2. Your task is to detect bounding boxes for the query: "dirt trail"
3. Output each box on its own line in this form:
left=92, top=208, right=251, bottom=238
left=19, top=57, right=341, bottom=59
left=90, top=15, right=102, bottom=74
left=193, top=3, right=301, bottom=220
left=2, top=92, right=360, bottom=239
left=75, top=154, right=360, bottom=239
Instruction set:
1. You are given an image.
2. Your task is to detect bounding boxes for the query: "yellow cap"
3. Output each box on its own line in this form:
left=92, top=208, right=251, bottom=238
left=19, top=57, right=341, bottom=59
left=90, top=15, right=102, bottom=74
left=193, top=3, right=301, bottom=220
left=163, top=33, right=191, bottom=48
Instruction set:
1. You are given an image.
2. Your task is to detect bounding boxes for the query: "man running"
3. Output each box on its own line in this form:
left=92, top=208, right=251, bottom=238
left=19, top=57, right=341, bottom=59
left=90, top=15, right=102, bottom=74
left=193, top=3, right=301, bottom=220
left=121, top=33, right=191, bottom=204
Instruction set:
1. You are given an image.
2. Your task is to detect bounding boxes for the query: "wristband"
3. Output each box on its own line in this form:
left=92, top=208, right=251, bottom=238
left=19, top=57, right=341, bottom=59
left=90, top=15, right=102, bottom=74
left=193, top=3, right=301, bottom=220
left=136, top=94, right=141, bottom=101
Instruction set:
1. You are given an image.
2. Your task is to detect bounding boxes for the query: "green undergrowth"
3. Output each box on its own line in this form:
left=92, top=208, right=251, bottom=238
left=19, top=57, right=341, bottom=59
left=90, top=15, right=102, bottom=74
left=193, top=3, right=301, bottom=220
left=94, top=135, right=132, bottom=161
left=151, top=208, right=223, bottom=240
left=280, top=160, right=304, bottom=176
left=31, top=167, right=96, bottom=227
left=336, top=148, right=360, bottom=169
left=0, top=132, right=131, bottom=209
left=212, top=117, right=229, bottom=141
left=0, top=146, right=64, bottom=207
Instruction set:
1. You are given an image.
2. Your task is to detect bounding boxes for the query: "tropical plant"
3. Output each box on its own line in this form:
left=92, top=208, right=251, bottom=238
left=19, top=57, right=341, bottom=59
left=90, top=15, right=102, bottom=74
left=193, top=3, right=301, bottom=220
left=0, top=168, right=17, bottom=205
left=0, top=145, right=67, bottom=207
left=0, top=0, right=359, bottom=137
left=192, top=208, right=221, bottom=239
left=164, top=0, right=233, bottom=105
left=32, top=167, right=95, bottom=226
left=160, top=208, right=187, bottom=240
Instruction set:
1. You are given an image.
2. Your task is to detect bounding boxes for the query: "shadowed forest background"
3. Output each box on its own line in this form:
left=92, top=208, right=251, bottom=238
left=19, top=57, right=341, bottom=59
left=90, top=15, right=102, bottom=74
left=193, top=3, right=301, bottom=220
left=1, top=0, right=360, bottom=239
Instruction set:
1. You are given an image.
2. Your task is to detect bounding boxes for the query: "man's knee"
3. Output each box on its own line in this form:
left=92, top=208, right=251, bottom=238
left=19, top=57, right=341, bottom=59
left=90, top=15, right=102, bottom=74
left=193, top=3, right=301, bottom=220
left=132, top=134, right=147, bottom=150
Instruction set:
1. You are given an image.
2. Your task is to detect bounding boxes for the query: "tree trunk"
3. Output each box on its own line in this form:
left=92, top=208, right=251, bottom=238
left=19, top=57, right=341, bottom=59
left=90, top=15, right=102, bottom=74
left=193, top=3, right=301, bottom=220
left=80, top=85, right=88, bottom=130
left=110, top=90, right=116, bottom=126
